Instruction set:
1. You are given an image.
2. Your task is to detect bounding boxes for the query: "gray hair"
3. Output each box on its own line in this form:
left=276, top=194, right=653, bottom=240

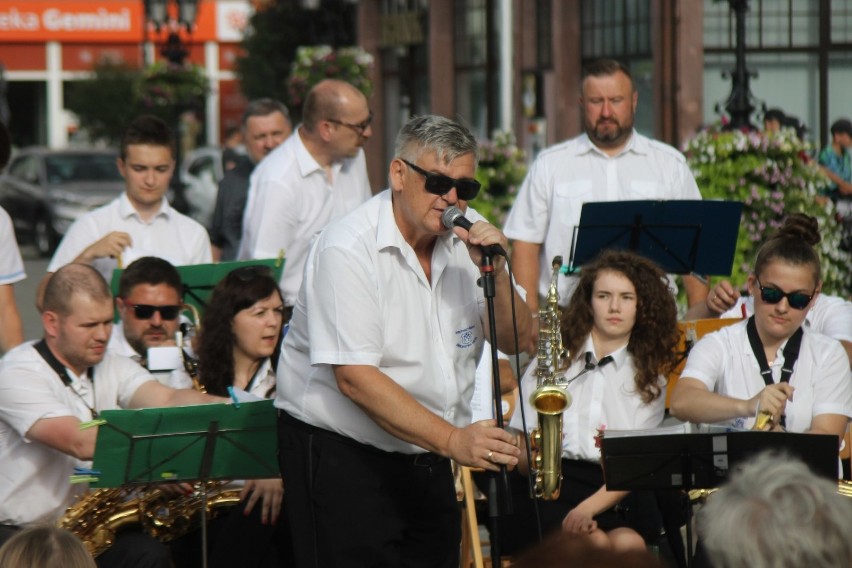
left=393, top=115, right=478, bottom=166
left=241, top=98, right=291, bottom=127
left=699, top=452, right=852, bottom=568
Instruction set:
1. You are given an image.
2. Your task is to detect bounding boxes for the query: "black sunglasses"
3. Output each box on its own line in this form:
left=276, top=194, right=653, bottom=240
left=327, top=110, right=373, bottom=135
left=125, top=302, right=182, bottom=320
left=755, top=277, right=815, bottom=310
left=400, top=159, right=481, bottom=201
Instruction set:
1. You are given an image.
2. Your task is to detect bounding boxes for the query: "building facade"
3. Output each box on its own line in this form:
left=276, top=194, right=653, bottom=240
left=0, top=0, right=252, bottom=149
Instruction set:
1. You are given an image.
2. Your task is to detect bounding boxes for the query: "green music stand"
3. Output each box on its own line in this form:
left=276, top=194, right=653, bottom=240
left=90, top=400, right=279, bottom=567
left=109, top=257, right=285, bottom=321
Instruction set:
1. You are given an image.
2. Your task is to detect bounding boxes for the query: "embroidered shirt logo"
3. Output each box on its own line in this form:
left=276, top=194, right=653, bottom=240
left=455, top=325, right=477, bottom=348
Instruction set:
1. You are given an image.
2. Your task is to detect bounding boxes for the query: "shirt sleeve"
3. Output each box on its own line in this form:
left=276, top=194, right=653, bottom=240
left=0, top=364, right=75, bottom=438
left=811, top=339, right=852, bottom=419
left=306, top=239, right=384, bottom=367
left=243, top=177, right=301, bottom=261
left=0, top=207, right=25, bottom=285
left=680, top=332, right=725, bottom=391
left=503, top=156, right=551, bottom=243
left=47, top=215, right=97, bottom=272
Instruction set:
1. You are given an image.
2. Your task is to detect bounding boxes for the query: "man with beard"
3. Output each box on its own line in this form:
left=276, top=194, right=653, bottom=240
left=504, top=59, right=705, bottom=336
left=238, top=79, right=373, bottom=315
left=108, top=256, right=184, bottom=381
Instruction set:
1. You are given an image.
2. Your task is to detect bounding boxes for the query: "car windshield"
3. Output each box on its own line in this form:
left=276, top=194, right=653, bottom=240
left=44, top=154, right=122, bottom=184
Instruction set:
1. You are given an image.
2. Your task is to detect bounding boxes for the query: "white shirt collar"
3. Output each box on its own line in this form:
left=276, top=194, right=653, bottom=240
left=117, top=192, right=171, bottom=221
left=575, top=130, right=647, bottom=159
left=581, top=334, right=629, bottom=370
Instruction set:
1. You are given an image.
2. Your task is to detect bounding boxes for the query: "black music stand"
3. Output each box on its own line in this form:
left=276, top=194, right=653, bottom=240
left=90, top=401, right=279, bottom=568
left=600, top=428, right=838, bottom=567
left=568, top=200, right=743, bottom=275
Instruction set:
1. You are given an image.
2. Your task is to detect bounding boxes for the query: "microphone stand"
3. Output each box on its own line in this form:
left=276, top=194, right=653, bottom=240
left=479, top=250, right=512, bottom=568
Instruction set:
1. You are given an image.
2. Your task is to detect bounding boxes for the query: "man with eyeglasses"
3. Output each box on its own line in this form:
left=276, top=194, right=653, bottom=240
left=238, top=79, right=372, bottom=312
left=504, top=59, right=707, bottom=346
left=275, top=115, right=531, bottom=567
left=109, top=257, right=187, bottom=381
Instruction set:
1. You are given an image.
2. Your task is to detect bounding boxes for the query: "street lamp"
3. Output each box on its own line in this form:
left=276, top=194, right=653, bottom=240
left=144, top=0, right=199, bottom=66
left=722, top=0, right=757, bottom=131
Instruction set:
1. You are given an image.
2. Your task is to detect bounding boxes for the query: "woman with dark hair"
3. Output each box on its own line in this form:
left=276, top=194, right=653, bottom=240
left=195, top=265, right=284, bottom=399
left=671, top=213, right=852, bottom=437
left=509, top=249, right=680, bottom=553
left=170, top=264, right=288, bottom=568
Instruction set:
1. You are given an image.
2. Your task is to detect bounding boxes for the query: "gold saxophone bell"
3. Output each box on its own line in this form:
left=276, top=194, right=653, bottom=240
left=529, top=256, right=571, bottom=500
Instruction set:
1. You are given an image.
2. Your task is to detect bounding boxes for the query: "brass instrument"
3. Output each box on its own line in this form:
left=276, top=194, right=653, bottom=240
left=179, top=302, right=205, bottom=392
left=529, top=256, right=572, bottom=500
left=753, top=411, right=774, bottom=431
left=59, top=482, right=241, bottom=557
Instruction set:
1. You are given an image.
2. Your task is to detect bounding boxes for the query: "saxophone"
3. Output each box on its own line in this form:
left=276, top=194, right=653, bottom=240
left=528, top=256, right=572, bottom=500
left=58, top=482, right=242, bottom=557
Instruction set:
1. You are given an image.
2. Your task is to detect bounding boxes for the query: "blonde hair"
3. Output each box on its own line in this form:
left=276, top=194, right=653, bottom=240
left=0, top=526, right=96, bottom=568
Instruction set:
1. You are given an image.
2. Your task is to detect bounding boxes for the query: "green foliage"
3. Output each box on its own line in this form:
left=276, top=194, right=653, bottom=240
left=137, top=61, right=208, bottom=123
left=65, top=60, right=139, bottom=143
left=235, top=2, right=313, bottom=108
left=684, top=125, right=851, bottom=296
left=287, top=45, right=373, bottom=116
left=468, top=131, right=527, bottom=226
left=66, top=60, right=208, bottom=146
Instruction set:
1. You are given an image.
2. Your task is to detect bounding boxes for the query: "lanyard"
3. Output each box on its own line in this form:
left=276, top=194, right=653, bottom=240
left=34, top=339, right=98, bottom=419
left=745, top=316, right=802, bottom=428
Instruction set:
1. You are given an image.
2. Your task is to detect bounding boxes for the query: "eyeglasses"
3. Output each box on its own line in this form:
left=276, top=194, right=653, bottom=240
left=755, top=277, right=815, bottom=310
left=229, top=265, right=273, bottom=282
left=326, top=110, right=373, bottom=135
left=125, top=303, right=182, bottom=320
left=400, top=159, right=481, bottom=201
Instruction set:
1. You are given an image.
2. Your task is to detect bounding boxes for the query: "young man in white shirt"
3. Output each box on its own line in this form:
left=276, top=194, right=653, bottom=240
left=42, top=115, right=211, bottom=303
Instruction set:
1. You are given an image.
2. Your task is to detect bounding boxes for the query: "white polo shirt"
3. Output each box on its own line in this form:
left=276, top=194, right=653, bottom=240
left=720, top=294, right=852, bottom=343
left=0, top=343, right=153, bottom=526
left=48, top=193, right=212, bottom=283
left=238, top=130, right=372, bottom=306
left=504, top=131, right=701, bottom=302
left=0, top=207, right=25, bottom=286
left=681, top=320, right=852, bottom=432
left=510, top=335, right=665, bottom=462
left=275, top=191, right=489, bottom=454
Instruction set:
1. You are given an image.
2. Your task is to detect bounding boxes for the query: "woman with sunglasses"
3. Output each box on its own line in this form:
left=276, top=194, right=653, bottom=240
left=169, top=265, right=289, bottom=568
left=670, top=214, right=852, bottom=437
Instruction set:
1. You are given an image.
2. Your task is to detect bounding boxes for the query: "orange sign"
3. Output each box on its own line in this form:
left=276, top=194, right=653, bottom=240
left=0, top=1, right=242, bottom=43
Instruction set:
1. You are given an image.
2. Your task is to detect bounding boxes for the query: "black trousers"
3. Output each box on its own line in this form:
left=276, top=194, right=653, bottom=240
left=277, top=411, right=461, bottom=568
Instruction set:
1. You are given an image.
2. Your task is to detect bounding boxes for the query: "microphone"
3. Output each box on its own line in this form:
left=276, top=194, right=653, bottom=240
left=441, top=206, right=506, bottom=256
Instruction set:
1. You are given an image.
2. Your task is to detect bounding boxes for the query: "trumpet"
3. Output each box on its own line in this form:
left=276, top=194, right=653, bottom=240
left=529, top=256, right=572, bottom=500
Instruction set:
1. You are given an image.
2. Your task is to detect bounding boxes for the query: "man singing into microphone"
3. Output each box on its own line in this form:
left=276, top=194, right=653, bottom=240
left=275, top=115, right=532, bottom=567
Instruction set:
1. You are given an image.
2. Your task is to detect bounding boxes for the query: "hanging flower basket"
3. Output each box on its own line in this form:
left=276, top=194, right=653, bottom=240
left=468, top=131, right=528, bottom=226
left=138, top=61, right=208, bottom=113
left=287, top=45, right=374, bottom=111
left=683, top=125, right=851, bottom=296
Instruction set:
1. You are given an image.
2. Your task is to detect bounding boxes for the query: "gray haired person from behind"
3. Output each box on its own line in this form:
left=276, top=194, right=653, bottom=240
left=699, top=452, right=852, bottom=568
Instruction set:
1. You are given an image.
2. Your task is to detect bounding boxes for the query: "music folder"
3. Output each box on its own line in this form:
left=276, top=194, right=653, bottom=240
left=600, top=425, right=838, bottom=491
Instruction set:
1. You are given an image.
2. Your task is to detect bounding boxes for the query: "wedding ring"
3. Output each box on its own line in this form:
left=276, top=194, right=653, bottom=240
left=487, top=451, right=494, bottom=461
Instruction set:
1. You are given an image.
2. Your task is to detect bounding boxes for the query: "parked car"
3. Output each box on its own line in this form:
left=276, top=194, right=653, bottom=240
left=0, top=147, right=125, bottom=256
left=179, top=146, right=226, bottom=229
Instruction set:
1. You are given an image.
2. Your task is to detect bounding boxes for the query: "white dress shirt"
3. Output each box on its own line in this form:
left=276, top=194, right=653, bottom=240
left=0, top=206, right=25, bottom=285
left=511, top=335, right=665, bottom=462
left=238, top=130, right=372, bottom=306
left=48, top=193, right=212, bottom=283
left=275, top=191, right=492, bottom=454
left=504, top=131, right=701, bottom=302
left=0, top=343, right=154, bottom=526
left=681, top=320, right=852, bottom=432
